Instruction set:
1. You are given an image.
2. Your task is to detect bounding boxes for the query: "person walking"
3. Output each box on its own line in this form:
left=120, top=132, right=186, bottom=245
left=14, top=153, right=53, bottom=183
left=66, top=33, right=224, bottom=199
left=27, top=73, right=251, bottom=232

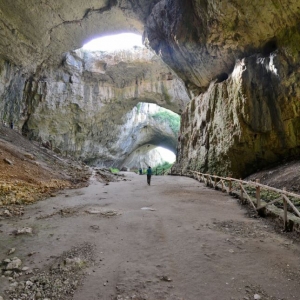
left=146, top=166, right=152, bottom=185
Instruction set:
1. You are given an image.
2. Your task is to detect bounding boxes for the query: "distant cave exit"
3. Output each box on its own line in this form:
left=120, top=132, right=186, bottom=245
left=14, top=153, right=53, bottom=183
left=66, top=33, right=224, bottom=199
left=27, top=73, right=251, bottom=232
left=82, top=33, right=144, bottom=52
left=120, top=102, right=180, bottom=170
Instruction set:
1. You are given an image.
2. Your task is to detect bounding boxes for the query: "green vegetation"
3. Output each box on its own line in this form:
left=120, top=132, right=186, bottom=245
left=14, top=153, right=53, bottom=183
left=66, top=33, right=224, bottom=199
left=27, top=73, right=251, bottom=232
left=151, top=109, right=180, bottom=135
left=152, top=161, right=174, bottom=174
left=110, top=168, right=119, bottom=174
left=136, top=103, right=142, bottom=113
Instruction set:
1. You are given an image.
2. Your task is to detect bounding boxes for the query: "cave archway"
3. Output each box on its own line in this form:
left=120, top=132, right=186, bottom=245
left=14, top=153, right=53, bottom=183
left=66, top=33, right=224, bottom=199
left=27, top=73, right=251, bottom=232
left=121, top=145, right=175, bottom=170
left=19, top=43, right=189, bottom=168
left=92, top=102, right=180, bottom=169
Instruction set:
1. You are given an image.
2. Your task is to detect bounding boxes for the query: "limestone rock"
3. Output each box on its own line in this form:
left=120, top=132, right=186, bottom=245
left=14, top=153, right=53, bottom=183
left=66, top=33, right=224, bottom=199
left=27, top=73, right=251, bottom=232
left=8, top=248, right=16, bottom=255
left=3, top=158, right=13, bottom=165
left=146, top=0, right=300, bottom=91
left=6, top=257, right=22, bottom=270
left=24, top=153, right=35, bottom=160
left=16, top=227, right=33, bottom=235
left=174, top=50, right=300, bottom=178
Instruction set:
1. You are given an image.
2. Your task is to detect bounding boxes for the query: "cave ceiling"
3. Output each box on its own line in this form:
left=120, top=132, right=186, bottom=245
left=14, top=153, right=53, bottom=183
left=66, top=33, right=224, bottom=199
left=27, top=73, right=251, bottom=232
left=0, top=0, right=299, bottom=92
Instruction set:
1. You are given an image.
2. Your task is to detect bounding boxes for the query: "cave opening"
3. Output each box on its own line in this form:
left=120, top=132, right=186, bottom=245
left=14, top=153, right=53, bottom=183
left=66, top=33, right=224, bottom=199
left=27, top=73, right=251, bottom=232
left=261, top=39, right=277, bottom=56
left=119, top=102, right=179, bottom=171
left=82, top=33, right=144, bottom=52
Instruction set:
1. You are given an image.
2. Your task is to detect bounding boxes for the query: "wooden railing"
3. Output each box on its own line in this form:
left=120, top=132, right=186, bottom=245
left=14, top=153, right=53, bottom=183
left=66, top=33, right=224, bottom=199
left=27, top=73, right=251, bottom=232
left=183, top=171, right=300, bottom=231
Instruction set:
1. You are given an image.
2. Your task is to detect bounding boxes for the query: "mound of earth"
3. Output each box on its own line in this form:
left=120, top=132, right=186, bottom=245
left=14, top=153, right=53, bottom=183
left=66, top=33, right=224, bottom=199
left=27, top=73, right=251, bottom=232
left=0, top=125, right=92, bottom=217
left=245, top=160, right=300, bottom=193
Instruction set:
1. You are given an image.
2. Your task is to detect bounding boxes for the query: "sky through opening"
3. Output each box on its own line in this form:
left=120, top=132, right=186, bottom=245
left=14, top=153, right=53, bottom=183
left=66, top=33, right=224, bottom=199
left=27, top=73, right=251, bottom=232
left=156, top=147, right=176, bottom=163
left=83, top=33, right=144, bottom=52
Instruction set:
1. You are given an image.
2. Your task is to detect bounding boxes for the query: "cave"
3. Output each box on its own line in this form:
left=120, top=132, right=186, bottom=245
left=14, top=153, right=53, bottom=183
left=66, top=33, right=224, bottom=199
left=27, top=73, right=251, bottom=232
left=0, top=0, right=299, bottom=178
left=1, top=2, right=300, bottom=299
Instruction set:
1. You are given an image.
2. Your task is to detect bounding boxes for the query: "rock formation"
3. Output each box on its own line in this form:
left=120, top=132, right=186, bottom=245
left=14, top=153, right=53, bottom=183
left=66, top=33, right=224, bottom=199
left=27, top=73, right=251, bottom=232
left=0, top=48, right=187, bottom=167
left=175, top=50, right=300, bottom=178
left=0, top=0, right=300, bottom=177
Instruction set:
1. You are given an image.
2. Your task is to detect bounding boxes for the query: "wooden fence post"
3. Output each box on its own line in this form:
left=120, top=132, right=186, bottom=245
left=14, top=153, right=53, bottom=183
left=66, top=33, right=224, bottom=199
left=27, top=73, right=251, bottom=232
left=214, top=175, right=217, bottom=188
left=283, top=187, right=288, bottom=231
left=256, top=179, right=261, bottom=208
left=240, top=181, right=244, bottom=203
left=221, top=180, right=224, bottom=192
left=228, top=175, right=232, bottom=194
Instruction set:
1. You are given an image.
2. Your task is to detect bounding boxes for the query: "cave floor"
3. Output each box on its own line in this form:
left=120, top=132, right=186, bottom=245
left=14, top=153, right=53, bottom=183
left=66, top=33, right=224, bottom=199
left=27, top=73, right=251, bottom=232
left=1, top=172, right=300, bottom=300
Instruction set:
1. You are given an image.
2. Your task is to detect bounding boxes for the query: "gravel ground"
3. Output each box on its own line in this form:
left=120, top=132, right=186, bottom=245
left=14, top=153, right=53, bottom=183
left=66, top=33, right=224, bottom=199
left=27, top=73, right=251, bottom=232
left=1, top=173, right=300, bottom=299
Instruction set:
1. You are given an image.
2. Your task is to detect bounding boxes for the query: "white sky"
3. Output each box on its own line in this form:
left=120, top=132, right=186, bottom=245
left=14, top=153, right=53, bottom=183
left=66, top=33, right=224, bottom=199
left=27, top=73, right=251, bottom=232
left=82, top=33, right=144, bottom=52
left=157, top=147, right=176, bottom=163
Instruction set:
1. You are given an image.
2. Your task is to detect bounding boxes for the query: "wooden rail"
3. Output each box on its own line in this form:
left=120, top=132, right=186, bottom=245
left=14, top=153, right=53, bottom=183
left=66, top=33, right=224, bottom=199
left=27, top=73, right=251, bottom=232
left=182, top=170, right=300, bottom=231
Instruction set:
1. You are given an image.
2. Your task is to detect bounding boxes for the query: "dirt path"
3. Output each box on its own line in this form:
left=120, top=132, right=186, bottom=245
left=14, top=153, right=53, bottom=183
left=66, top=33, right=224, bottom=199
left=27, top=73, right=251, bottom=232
left=1, top=173, right=300, bottom=300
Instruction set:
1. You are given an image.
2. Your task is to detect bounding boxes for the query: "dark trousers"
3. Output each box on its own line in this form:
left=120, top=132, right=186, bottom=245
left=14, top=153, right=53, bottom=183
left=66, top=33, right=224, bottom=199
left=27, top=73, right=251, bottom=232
left=147, top=175, right=151, bottom=185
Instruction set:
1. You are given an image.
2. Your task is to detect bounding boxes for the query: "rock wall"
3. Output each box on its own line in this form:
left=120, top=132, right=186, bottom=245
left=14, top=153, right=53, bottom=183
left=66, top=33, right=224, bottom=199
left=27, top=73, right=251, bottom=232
left=175, top=50, right=300, bottom=178
left=146, top=0, right=300, bottom=93
left=0, top=48, right=188, bottom=167
left=120, top=145, right=166, bottom=170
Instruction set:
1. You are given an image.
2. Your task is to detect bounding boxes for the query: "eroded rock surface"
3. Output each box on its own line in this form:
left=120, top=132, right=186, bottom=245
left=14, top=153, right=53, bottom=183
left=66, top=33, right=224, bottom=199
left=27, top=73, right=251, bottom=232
left=146, top=0, right=300, bottom=92
left=0, top=48, right=189, bottom=167
left=174, top=50, right=300, bottom=178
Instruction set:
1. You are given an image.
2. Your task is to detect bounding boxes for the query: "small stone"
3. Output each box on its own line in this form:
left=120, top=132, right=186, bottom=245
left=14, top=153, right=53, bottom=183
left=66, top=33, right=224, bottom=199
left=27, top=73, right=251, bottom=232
left=22, top=266, right=30, bottom=271
left=3, top=270, right=12, bottom=276
left=10, top=281, right=18, bottom=289
left=6, top=257, right=22, bottom=270
left=254, top=294, right=261, bottom=300
left=4, top=210, right=12, bottom=217
left=16, top=227, right=33, bottom=235
left=24, top=153, right=35, bottom=160
left=36, top=291, right=42, bottom=299
left=160, top=276, right=172, bottom=282
left=8, top=248, right=16, bottom=255
left=3, top=158, right=13, bottom=165
left=0, top=295, right=4, bottom=300
left=26, top=280, right=33, bottom=286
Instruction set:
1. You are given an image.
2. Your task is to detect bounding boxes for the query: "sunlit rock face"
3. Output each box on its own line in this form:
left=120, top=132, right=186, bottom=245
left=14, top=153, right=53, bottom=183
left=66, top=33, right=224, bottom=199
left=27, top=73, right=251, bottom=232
left=0, top=48, right=187, bottom=167
left=120, top=145, right=166, bottom=170
left=174, top=50, right=300, bottom=178
left=87, top=102, right=179, bottom=167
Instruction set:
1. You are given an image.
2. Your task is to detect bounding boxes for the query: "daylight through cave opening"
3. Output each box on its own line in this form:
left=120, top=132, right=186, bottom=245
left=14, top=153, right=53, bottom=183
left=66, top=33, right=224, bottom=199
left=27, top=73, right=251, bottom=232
left=119, top=102, right=179, bottom=171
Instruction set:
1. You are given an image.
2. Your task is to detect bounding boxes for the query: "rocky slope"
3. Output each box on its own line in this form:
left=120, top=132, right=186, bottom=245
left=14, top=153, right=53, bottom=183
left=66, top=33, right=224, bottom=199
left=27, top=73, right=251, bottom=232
left=0, top=124, right=91, bottom=217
